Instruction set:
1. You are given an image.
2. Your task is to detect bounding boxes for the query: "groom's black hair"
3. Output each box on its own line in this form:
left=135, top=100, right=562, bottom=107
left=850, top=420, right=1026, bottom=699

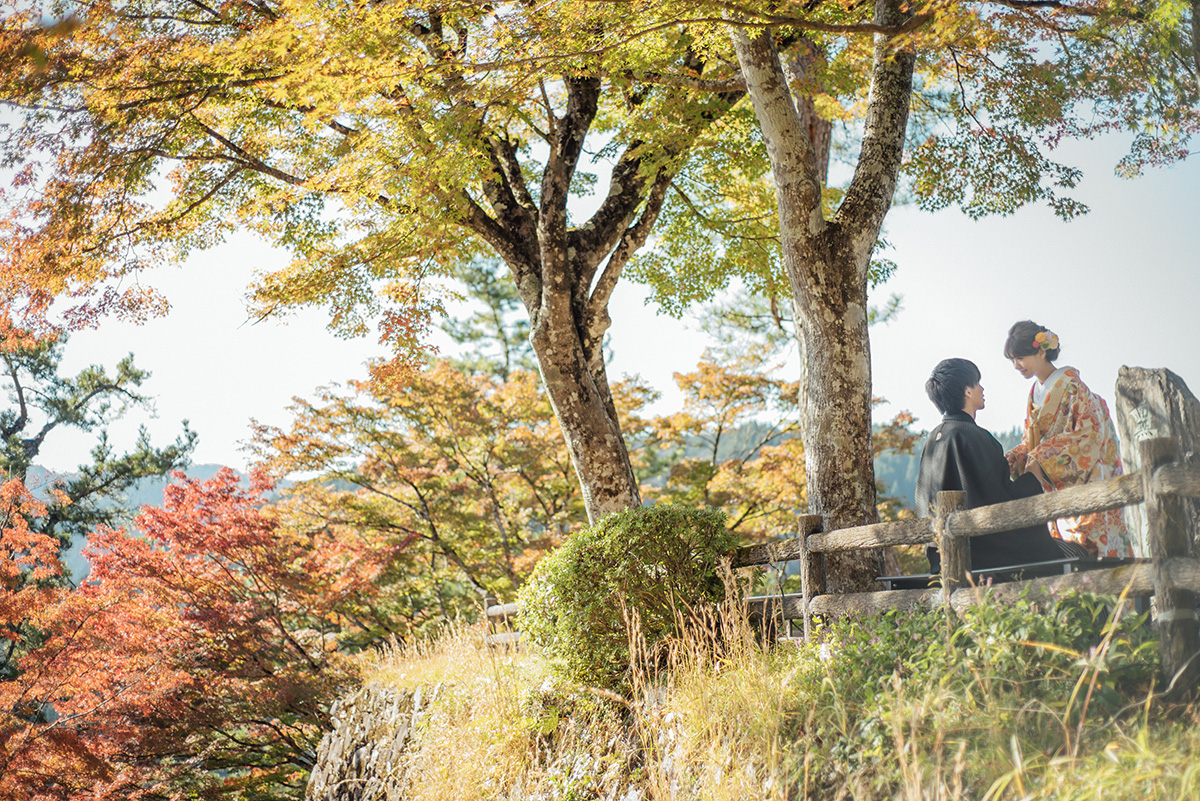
left=925, top=358, right=982, bottom=415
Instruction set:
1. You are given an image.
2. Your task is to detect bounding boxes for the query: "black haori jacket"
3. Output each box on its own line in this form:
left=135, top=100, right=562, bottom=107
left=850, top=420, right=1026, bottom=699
left=915, top=411, right=1064, bottom=572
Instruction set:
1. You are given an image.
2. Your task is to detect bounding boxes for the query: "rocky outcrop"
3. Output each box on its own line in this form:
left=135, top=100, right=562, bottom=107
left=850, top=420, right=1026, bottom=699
left=1114, top=367, right=1200, bottom=554
left=305, top=683, right=440, bottom=801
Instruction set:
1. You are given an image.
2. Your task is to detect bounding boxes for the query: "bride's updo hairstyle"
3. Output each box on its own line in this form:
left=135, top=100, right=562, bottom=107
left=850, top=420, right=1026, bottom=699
left=1004, top=320, right=1060, bottom=362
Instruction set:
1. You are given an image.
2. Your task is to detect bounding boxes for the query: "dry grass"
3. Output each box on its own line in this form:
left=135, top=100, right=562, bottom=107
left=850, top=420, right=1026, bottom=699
left=362, top=624, right=635, bottom=801
left=357, top=601, right=1196, bottom=801
left=629, top=599, right=801, bottom=801
left=366, top=624, right=506, bottom=692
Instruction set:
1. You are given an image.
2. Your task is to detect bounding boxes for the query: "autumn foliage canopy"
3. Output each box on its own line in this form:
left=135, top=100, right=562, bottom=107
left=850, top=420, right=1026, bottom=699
left=1, top=0, right=1193, bottom=796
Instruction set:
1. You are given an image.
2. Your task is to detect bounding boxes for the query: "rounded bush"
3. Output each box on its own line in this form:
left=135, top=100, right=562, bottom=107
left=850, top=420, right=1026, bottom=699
left=518, top=504, right=738, bottom=691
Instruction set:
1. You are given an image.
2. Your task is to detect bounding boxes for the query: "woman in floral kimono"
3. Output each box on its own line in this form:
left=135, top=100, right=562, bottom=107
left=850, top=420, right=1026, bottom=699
left=1003, top=320, right=1135, bottom=557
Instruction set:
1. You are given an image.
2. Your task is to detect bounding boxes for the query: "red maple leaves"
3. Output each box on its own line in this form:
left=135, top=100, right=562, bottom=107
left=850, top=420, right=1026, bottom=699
left=2, top=469, right=391, bottom=800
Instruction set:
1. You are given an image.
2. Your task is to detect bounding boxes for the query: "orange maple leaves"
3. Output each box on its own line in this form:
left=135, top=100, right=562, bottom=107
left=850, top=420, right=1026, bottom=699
left=1, top=468, right=396, bottom=800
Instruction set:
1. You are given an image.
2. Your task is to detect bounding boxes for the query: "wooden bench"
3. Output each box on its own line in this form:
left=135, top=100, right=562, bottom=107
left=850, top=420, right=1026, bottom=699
left=878, top=556, right=1148, bottom=591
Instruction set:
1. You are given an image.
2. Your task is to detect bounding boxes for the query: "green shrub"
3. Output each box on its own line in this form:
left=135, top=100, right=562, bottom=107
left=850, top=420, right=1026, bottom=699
left=789, top=591, right=1160, bottom=796
left=819, top=592, right=1157, bottom=714
left=518, top=504, right=738, bottom=691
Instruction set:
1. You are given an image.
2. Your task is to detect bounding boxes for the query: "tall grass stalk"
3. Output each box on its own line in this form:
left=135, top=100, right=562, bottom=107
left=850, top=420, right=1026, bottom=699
left=628, top=590, right=797, bottom=801
left=360, top=589, right=1193, bottom=800
left=365, top=624, right=635, bottom=801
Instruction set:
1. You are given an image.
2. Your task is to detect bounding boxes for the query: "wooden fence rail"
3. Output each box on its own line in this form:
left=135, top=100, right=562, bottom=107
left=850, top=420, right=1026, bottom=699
left=485, top=368, right=1200, bottom=691
left=482, top=601, right=521, bottom=648
left=733, top=472, right=1147, bottom=567
left=739, top=437, right=1200, bottom=690
left=486, top=436, right=1200, bottom=689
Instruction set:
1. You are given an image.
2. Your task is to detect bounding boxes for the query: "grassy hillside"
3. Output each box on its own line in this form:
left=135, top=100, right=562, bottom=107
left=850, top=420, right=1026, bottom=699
left=347, top=589, right=1196, bottom=801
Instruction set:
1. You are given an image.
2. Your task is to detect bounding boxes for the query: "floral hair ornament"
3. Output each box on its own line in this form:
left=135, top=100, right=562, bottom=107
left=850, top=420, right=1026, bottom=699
left=1033, top=330, right=1059, bottom=352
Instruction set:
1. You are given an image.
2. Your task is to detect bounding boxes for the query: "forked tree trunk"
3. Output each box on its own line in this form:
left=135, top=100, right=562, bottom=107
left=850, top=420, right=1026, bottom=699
left=733, top=0, right=914, bottom=592
left=468, top=75, right=742, bottom=524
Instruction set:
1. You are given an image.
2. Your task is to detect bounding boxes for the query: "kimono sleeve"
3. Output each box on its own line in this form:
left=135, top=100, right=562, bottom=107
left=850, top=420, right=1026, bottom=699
left=1028, top=389, right=1106, bottom=489
left=1006, top=441, right=1029, bottom=479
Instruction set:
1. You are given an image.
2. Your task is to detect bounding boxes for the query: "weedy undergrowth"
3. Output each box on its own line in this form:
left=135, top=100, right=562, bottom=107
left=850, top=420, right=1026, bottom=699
left=363, top=587, right=1192, bottom=800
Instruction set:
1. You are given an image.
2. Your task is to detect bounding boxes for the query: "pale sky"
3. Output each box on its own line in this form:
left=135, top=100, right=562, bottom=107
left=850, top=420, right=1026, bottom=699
left=35, top=133, right=1199, bottom=474
left=872, top=135, right=1200, bottom=437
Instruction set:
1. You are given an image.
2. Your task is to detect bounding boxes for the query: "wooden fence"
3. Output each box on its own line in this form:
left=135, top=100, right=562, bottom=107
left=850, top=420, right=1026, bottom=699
left=488, top=368, right=1200, bottom=690
left=488, top=435, right=1200, bottom=687
left=735, top=436, right=1200, bottom=689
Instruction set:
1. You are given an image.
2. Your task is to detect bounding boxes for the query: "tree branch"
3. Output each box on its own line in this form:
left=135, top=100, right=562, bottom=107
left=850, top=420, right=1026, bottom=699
left=975, top=0, right=1102, bottom=13
left=189, top=119, right=307, bottom=187
left=149, top=166, right=244, bottom=232
left=537, top=76, right=601, bottom=325
left=670, top=183, right=778, bottom=234
left=588, top=168, right=674, bottom=317
left=1193, top=0, right=1200, bottom=83
left=458, top=192, right=541, bottom=315
left=2, top=355, right=29, bottom=443
left=731, top=26, right=825, bottom=233
left=569, top=140, right=650, bottom=294
left=27, top=382, right=142, bottom=462
left=716, top=0, right=935, bottom=35
left=835, top=0, right=917, bottom=267
left=487, top=135, right=537, bottom=215
left=599, top=68, right=747, bottom=93
left=460, top=12, right=935, bottom=75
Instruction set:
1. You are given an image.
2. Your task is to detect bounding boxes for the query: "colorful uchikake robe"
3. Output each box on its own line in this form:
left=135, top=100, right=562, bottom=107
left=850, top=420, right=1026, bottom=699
left=1006, top=368, right=1135, bottom=558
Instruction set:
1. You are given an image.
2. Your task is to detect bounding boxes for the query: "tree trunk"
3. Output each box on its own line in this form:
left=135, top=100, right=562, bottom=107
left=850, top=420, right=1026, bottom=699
left=788, top=39, right=833, bottom=187
left=1192, top=0, right=1200, bottom=83
left=466, top=73, right=741, bottom=525
left=467, top=76, right=648, bottom=525
left=531, top=321, right=641, bottom=521
left=732, top=0, right=914, bottom=592
left=792, top=244, right=882, bottom=591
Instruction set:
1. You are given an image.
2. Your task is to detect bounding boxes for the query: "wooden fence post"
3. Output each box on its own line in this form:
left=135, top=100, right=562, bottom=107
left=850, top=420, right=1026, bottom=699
left=799, top=514, right=824, bottom=640
left=483, top=594, right=498, bottom=634
left=935, top=491, right=970, bottom=601
left=1115, top=367, right=1200, bottom=556
left=1140, top=437, right=1200, bottom=693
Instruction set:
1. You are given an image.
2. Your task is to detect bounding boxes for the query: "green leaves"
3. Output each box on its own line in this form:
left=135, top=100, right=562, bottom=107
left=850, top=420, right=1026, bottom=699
left=904, top=0, right=1198, bottom=220
left=800, top=590, right=1160, bottom=793
left=518, top=504, right=737, bottom=692
left=0, top=320, right=193, bottom=545
left=252, top=359, right=588, bottom=622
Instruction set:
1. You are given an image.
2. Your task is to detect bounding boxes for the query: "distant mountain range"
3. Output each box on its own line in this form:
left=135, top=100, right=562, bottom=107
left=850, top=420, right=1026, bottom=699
left=669, top=422, right=1023, bottom=510
left=26, top=463, right=235, bottom=511
left=30, top=464, right=242, bottom=585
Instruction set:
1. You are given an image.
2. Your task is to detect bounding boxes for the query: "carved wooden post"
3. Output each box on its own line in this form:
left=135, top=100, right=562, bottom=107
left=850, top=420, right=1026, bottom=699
left=799, top=514, right=824, bottom=640
left=1115, top=367, right=1200, bottom=556
left=935, top=491, right=970, bottom=601
left=1141, top=437, right=1200, bottom=693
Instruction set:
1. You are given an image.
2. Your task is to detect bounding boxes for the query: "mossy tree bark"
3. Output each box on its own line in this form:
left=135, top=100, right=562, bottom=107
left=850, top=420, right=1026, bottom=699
left=732, top=0, right=915, bottom=591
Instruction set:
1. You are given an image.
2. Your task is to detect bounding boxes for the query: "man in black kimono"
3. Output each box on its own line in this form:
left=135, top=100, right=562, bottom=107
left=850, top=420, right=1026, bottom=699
left=915, top=358, right=1068, bottom=572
